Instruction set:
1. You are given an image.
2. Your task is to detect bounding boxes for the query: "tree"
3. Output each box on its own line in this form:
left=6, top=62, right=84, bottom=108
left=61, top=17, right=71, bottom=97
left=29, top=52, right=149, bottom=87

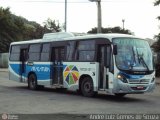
left=152, top=0, right=160, bottom=52
left=23, top=22, right=44, bottom=40
left=87, top=26, right=132, bottom=35
left=154, top=0, right=160, bottom=7
left=0, top=7, right=24, bottom=52
left=0, top=7, right=62, bottom=53
left=43, top=18, right=61, bottom=32
left=0, top=7, right=55, bottom=52
left=151, top=0, right=160, bottom=76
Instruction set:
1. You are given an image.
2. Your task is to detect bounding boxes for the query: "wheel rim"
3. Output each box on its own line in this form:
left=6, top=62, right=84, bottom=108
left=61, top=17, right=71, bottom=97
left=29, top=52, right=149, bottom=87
left=84, top=81, right=92, bottom=93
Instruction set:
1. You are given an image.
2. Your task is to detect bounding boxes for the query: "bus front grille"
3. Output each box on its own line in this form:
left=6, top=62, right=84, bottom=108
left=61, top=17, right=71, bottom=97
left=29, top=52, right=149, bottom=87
left=128, top=79, right=150, bottom=84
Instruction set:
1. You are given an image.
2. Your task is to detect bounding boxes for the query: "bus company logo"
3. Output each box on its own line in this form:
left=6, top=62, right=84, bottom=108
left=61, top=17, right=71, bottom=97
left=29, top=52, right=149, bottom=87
left=64, top=65, right=79, bottom=86
left=2, top=113, right=8, bottom=120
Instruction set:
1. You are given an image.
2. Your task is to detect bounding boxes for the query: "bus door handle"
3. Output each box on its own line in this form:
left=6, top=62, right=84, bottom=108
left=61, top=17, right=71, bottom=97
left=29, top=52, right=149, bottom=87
left=54, top=60, right=58, bottom=65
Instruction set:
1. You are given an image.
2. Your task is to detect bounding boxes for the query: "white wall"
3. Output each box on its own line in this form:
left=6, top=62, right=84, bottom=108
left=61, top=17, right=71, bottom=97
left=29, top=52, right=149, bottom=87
left=0, top=53, right=9, bottom=68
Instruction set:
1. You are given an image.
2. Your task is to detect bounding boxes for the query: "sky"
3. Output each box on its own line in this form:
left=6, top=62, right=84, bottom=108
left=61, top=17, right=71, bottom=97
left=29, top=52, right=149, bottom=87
left=0, top=0, right=160, bottom=39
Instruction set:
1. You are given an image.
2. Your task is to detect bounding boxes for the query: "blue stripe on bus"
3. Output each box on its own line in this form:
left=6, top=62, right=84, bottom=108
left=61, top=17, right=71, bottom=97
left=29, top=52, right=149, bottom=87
left=119, top=71, right=144, bottom=79
left=10, top=64, right=51, bottom=80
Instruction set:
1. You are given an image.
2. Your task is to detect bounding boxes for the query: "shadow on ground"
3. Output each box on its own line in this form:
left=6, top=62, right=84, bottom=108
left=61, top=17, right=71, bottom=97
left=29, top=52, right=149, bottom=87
left=6, top=85, right=147, bottom=103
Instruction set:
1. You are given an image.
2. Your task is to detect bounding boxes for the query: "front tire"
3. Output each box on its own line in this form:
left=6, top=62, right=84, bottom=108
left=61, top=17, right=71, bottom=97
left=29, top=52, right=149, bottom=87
left=81, top=77, right=96, bottom=97
left=28, top=74, right=38, bottom=90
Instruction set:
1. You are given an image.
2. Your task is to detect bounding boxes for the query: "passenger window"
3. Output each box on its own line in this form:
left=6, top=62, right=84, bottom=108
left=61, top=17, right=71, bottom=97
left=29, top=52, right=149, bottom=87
left=29, top=44, right=41, bottom=52
left=41, top=43, right=50, bottom=61
left=78, top=40, right=95, bottom=50
left=77, top=40, right=95, bottom=61
left=66, top=41, right=76, bottom=61
left=28, top=44, right=41, bottom=61
left=10, top=46, right=20, bottom=61
left=79, top=51, right=95, bottom=61
left=11, top=46, right=20, bottom=53
left=42, top=43, right=50, bottom=52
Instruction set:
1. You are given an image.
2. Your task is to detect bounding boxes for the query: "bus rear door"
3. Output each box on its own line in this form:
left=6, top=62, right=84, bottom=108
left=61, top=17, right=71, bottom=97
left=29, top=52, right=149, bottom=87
left=20, top=48, right=28, bottom=82
left=51, top=47, right=65, bottom=86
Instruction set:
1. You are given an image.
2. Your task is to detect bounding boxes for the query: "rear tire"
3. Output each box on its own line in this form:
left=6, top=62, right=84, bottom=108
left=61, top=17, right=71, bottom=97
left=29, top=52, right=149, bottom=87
left=81, top=77, right=96, bottom=97
left=28, top=74, right=38, bottom=90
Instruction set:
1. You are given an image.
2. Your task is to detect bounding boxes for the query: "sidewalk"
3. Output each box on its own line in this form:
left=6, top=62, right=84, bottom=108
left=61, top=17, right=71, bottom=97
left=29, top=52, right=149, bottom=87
left=0, top=68, right=160, bottom=85
left=155, top=77, right=160, bottom=85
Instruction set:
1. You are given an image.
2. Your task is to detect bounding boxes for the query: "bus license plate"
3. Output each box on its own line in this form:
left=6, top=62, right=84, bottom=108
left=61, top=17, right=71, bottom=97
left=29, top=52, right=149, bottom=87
left=137, top=86, right=144, bottom=89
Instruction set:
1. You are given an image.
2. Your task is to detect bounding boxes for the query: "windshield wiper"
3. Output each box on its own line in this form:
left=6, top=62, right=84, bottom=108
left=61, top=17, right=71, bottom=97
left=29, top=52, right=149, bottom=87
left=130, top=46, right=137, bottom=69
left=139, top=55, right=149, bottom=72
left=135, top=48, right=149, bottom=72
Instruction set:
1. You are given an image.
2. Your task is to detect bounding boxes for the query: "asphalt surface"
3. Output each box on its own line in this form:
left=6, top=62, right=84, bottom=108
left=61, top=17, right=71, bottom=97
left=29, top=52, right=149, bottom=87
left=0, top=69, right=160, bottom=120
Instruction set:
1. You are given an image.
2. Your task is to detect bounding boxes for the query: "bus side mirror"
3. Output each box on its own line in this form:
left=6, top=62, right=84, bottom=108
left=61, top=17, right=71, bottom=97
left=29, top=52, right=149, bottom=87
left=113, top=45, right=117, bottom=55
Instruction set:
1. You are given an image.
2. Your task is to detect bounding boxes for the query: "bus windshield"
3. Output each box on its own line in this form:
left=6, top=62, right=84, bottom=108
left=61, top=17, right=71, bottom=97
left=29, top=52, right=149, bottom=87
left=113, top=38, right=153, bottom=71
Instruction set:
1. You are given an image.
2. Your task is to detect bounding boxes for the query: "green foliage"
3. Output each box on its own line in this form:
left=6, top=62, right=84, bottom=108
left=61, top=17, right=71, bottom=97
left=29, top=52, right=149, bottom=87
left=87, top=26, right=132, bottom=35
left=154, top=0, right=160, bottom=21
left=43, top=18, right=61, bottom=32
left=152, top=33, right=160, bottom=52
left=0, top=7, right=20, bottom=52
left=154, top=0, right=160, bottom=6
left=152, top=0, right=160, bottom=52
left=0, top=7, right=61, bottom=53
left=152, top=0, right=160, bottom=76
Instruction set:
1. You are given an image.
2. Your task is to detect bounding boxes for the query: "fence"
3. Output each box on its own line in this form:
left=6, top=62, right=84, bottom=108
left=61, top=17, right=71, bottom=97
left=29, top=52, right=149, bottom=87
left=0, top=53, right=9, bottom=68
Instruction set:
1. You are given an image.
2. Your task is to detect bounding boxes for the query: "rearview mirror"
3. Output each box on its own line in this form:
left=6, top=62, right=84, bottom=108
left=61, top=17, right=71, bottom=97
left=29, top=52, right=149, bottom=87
left=113, top=44, right=117, bottom=55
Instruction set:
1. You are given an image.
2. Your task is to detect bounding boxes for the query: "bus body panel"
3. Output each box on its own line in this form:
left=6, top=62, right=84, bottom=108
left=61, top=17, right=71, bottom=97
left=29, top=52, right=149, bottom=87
left=9, top=61, right=100, bottom=92
left=9, top=62, right=51, bottom=82
left=9, top=62, right=22, bottom=82
left=62, top=62, right=99, bottom=91
left=8, top=33, right=155, bottom=96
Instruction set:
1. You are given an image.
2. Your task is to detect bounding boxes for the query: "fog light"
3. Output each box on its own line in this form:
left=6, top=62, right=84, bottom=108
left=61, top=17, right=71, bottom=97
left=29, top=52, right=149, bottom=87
left=151, top=77, right=155, bottom=83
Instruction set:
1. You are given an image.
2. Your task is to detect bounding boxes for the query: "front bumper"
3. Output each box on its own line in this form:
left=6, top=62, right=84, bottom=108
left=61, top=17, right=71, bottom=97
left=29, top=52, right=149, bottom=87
left=113, top=80, right=156, bottom=94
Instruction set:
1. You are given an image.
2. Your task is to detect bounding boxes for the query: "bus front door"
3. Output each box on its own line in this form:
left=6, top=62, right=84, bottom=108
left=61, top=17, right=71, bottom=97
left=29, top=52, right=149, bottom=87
left=98, top=45, right=109, bottom=89
left=52, top=47, right=65, bottom=86
left=20, top=49, right=27, bottom=82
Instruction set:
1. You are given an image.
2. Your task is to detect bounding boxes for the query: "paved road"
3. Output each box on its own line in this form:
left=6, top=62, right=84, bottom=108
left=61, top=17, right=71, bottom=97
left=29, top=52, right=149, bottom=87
left=0, top=71, right=160, bottom=120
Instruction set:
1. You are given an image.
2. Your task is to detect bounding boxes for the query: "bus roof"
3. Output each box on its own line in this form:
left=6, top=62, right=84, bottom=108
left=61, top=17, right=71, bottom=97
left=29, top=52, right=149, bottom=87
left=10, top=33, right=140, bottom=45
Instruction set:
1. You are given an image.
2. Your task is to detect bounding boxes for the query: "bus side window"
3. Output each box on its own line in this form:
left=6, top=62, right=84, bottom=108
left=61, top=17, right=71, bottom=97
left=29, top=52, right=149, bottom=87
left=77, top=40, right=95, bottom=61
left=66, top=41, right=76, bottom=61
left=10, top=45, right=20, bottom=61
left=28, top=44, right=41, bottom=61
left=79, top=51, right=95, bottom=61
left=41, top=43, right=50, bottom=61
left=20, top=49, right=28, bottom=61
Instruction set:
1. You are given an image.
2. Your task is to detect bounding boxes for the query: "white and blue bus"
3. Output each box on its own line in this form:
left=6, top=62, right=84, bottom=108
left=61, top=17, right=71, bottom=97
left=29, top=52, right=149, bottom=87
left=9, top=32, right=155, bottom=97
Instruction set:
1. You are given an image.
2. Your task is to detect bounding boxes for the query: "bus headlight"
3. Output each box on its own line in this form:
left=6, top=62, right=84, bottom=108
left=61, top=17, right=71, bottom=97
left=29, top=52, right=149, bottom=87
left=117, top=74, right=128, bottom=83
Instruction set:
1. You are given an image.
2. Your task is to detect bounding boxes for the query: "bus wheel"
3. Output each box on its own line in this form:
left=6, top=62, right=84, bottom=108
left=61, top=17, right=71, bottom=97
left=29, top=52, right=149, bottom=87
left=114, top=93, right=126, bottom=97
left=28, top=74, right=38, bottom=90
left=81, top=77, right=96, bottom=97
